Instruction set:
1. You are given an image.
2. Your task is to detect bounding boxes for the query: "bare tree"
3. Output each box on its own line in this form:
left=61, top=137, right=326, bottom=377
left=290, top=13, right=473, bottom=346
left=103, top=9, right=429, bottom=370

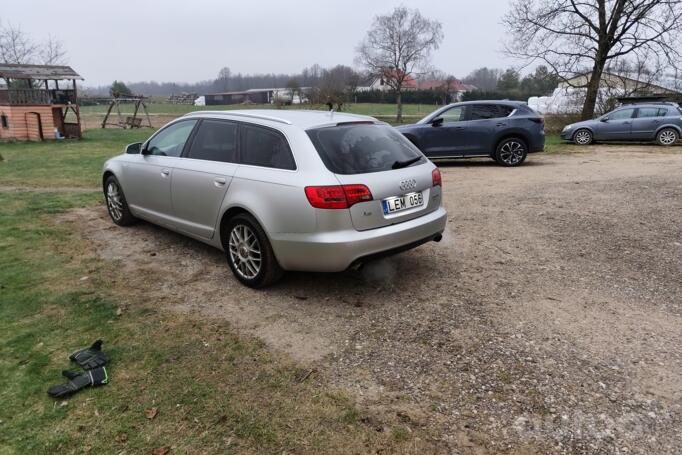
left=504, top=0, right=682, bottom=119
left=216, top=67, right=231, bottom=92
left=0, top=22, right=67, bottom=67
left=462, top=67, right=503, bottom=92
left=40, top=35, right=67, bottom=65
left=356, top=6, right=443, bottom=122
left=318, top=65, right=359, bottom=110
left=0, top=22, right=38, bottom=64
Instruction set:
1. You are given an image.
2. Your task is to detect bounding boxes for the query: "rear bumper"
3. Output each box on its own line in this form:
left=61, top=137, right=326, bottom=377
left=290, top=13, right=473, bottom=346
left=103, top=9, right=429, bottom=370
left=529, top=134, right=545, bottom=153
left=270, top=207, right=448, bottom=272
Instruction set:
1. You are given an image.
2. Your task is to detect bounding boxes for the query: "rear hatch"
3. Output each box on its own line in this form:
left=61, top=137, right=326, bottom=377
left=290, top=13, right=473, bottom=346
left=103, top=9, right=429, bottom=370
left=307, top=123, right=440, bottom=231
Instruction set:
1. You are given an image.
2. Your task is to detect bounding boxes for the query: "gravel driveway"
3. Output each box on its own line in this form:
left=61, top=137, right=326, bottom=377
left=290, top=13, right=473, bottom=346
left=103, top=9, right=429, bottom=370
left=61, top=145, right=682, bottom=453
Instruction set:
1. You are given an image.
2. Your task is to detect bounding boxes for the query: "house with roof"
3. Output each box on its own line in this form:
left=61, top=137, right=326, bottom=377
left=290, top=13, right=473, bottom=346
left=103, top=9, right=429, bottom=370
left=416, top=79, right=477, bottom=101
left=0, top=64, right=83, bottom=141
left=356, top=72, right=418, bottom=92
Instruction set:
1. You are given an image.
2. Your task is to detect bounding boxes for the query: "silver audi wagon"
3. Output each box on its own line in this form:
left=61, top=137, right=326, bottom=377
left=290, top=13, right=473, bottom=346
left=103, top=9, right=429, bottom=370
left=102, top=110, right=447, bottom=287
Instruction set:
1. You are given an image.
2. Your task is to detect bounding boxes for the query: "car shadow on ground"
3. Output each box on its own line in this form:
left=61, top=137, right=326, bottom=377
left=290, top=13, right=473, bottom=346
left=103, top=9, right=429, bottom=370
left=119, top=215, right=441, bottom=301
left=433, top=158, right=548, bottom=168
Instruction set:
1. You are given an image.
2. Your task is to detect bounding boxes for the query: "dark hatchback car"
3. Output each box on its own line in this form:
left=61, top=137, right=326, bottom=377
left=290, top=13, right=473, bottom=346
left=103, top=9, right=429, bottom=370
left=561, top=103, right=682, bottom=146
left=396, top=101, right=545, bottom=166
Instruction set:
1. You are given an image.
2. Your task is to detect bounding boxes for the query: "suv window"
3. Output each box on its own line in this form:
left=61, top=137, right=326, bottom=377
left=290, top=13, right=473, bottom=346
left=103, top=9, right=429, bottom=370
left=240, top=124, right=296, bottom=170
left=439, top=106, right=465, bottom=123
left=307, top=123, right=425, bottom=175
left=469, top=104, right=509, bottom=120
left=146, top=120, right=197, bottom=157
left=637, top=107, right=667, bottom=118
left=186, top=120, right=237, bottom=163
left=609, top=109, right=635, bottom=120
left=497, top=105, right=515, bottom=117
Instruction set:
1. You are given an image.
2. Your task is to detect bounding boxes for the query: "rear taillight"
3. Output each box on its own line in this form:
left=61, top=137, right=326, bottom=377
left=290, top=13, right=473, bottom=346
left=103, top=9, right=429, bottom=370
left=529, top=117, right=544, bottom=124
left=304, top=184, right=373, bottom=209
left=432, top=168, right=442, bottom=187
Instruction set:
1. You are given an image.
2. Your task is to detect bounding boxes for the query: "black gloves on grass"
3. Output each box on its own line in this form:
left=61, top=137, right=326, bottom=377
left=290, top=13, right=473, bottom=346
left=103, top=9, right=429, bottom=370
left=69, top=339, right=109, bottom=370
left=47, top=340, right=110, bottom=398
left=47, top=367, right=109, bottom=398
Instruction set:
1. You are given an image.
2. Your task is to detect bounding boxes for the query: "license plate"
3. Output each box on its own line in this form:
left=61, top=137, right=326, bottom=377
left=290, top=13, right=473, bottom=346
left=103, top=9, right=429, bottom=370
left=382, top=192, right=424, bottom=214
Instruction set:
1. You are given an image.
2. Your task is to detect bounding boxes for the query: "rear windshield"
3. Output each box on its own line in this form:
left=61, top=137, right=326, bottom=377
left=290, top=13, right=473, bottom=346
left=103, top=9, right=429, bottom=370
left=306, top=123, right=425, bottom=174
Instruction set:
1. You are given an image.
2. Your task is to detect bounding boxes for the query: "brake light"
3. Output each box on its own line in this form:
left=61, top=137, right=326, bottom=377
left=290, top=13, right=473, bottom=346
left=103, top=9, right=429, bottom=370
left=432, top=168, right=442, bottom=187
left=304, top=184, right=373, bottom=209
left=529, top=117, right=544, bottom=124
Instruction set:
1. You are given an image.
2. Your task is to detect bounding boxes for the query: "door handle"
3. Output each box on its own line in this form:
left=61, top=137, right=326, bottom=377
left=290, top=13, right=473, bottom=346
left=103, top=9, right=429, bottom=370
left=213, top=177, right=226, bottom=187
left=496, top=123, right=507, bottom=127
left=161, top=168, right=170, bottom=177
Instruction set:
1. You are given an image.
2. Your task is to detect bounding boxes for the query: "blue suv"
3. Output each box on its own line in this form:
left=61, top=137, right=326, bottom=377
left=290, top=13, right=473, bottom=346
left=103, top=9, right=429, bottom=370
left=561, top=103, right=682, bottom=146
left=396, top=101, right=545, bottom=167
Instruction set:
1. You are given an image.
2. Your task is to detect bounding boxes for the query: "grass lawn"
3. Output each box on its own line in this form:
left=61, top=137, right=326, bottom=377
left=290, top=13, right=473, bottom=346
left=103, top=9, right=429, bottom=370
left=80, top=102, right=436, bottom=121
left=0, top=130, right=435, bottom=454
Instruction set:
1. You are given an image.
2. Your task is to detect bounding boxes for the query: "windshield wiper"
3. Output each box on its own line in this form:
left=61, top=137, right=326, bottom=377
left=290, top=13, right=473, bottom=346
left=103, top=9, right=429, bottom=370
left=392, top=156, right=422, bottom=169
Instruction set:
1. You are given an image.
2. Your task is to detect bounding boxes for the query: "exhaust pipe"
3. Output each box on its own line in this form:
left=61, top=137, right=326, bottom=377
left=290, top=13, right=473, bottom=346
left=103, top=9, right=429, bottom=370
left=433, top=234, right=443, bottom=242
left=350, top=261, right=364, bottom=271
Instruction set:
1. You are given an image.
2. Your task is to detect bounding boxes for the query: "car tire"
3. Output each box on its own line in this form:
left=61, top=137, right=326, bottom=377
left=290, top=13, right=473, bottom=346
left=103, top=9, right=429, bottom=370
left=656, top=128, right=679, bottom=146
left=494, top=138, right=527, bottom=167
left=573, top=128, right=593, bottom=145
left=224, top=213, right=284, bottom=288
left=104, top=175, right=136, bottom=226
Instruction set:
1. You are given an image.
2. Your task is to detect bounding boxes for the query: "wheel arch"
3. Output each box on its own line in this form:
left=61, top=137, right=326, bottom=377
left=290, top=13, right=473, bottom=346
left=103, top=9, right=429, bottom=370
left=572, top=126, right=595, bottom=138
left=102, top=170, right=116, bottom=192
left=495, top=132, right=530, bottom=152
left=654, top=124, right=682, bottom=136
left=218, top=205, right=264, bottom=250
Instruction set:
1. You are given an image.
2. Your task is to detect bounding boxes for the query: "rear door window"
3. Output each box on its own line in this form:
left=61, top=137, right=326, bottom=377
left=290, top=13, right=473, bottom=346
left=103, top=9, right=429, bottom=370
left=497, top=105, right=515, bottom=117
left=469, top=104, right=502, bottom=120
left=306, top=123, right=425, bottom=175
left=186, top=120, right=238, bottom=163
left=240, top=124, right=296, bottom=170
left=637, top=107, right=666, bottom=118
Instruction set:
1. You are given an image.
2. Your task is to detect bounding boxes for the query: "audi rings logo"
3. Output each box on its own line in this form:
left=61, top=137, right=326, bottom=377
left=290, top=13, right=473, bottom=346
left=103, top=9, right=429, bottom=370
left=399, top=179, right=417, bottom=191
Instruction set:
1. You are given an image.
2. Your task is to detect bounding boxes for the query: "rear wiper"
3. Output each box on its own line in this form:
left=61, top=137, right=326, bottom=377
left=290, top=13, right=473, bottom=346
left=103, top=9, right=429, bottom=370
left=392, top=156, right=422, bottom=169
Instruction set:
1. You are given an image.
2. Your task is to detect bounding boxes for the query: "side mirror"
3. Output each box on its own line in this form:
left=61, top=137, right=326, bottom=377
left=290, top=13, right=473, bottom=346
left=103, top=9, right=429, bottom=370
left=125, top=142, right=143, bottom=154
left=600, top=117, right=609, bottom=122
left=431, top=117, right=444, bottom=127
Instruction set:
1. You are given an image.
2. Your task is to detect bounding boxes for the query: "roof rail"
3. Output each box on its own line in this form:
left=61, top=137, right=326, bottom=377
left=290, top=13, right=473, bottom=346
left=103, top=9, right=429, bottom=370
left=184, top=110, right=292, bottom=125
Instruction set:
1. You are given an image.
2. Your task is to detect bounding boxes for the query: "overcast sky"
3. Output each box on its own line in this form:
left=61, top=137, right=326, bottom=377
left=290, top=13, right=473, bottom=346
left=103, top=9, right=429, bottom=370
left=3, top=0, right=517, bottom=86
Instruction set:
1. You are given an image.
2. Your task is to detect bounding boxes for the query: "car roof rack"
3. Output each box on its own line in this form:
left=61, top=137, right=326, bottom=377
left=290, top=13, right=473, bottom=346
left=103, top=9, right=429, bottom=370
left=183, top=110, right=293, bottom=125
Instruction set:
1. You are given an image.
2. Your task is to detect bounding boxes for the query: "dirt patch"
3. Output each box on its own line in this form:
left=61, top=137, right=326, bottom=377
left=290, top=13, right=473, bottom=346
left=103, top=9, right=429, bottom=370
left=58, top=145, right=682, bottom=453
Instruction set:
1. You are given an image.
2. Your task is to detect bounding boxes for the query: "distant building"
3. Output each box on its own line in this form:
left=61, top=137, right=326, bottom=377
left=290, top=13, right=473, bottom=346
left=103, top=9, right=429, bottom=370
left=355, top=75, right=476, bottom=101
left=415, top=79, right=476, bottom=101
left=201, top=88, right=309, bottom=106
left=530, top=71, right=682, bottom=114
left=559, top=72, right=681, bottom=96
left=356, top=74, right=418, bottom=92
left=0, top=64, right=83, bottom=141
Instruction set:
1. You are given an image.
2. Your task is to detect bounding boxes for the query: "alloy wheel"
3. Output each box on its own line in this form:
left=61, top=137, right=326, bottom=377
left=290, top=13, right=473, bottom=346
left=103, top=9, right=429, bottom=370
left=106, top=182, right=123, bottom=221
left=499, top=141, right=526, bottom=165
left=574, top=130, right=592, bottom=145
left=228, top=224, right=262, bottom=279
left=658, top=130, right=677, bottom=145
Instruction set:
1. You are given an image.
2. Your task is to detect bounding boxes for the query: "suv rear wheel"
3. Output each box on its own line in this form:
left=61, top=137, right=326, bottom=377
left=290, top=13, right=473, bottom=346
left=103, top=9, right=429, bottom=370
left=656, top=128, right=678, bottom=146
left=224, top=213, right=284, bottom=288
left=494, top=138, right=527, bottom=166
